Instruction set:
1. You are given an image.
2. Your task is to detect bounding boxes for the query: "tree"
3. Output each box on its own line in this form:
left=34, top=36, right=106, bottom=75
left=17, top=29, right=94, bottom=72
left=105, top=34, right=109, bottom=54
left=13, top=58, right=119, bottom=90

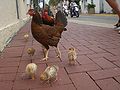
left=49, top=0, right=61, bottom=6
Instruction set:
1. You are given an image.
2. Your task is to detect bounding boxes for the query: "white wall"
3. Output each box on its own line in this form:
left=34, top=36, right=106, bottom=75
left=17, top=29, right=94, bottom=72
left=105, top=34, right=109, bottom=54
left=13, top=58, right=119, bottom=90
left=94, top=0, right=100, bottom=13
left=0, top=0, right=30, bottom=51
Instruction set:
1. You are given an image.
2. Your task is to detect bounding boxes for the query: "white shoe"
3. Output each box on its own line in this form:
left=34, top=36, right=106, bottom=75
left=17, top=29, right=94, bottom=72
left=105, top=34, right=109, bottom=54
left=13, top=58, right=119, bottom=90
left=118, top=30, right=120, bottom=34
left=114, top=26, right=120, bottom=30
left=114, top=19, right=120, bottom=30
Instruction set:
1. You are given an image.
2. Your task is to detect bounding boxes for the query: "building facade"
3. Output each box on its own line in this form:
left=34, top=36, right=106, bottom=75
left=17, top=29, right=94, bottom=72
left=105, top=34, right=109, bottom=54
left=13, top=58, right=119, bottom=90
left=0, top=0, right=30, bottom=51
left=80, top=0, right=120, bottom=14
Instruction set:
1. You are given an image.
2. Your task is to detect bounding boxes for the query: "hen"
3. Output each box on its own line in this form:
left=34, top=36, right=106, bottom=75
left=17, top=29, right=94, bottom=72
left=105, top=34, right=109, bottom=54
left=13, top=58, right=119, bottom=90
left=27, top=9, right=67, bottom=60
left=42, top=9, right=54, bottom=26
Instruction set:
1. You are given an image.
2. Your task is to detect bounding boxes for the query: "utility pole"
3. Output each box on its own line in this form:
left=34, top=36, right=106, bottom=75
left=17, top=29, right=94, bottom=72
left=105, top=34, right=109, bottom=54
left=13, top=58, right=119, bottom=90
left=43, top=0, right=44, bottom=9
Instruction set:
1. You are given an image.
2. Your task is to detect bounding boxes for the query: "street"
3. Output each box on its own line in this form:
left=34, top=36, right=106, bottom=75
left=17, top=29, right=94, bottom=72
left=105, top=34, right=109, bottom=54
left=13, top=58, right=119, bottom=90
left=1, top=14, right=120, bottom=90
left=68, top=14, right=118, bottom=28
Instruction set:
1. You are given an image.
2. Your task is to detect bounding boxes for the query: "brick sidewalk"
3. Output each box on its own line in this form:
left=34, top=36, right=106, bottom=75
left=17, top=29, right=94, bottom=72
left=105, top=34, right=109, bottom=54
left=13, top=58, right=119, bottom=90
left=0, top=21, right=120, bottom=90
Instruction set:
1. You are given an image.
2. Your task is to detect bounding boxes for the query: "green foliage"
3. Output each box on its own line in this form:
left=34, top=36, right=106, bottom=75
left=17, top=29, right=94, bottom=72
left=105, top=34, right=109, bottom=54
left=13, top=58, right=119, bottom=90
left=49, top=0, right=60, bottom=6
left=87, top=3, right=96, bottom=9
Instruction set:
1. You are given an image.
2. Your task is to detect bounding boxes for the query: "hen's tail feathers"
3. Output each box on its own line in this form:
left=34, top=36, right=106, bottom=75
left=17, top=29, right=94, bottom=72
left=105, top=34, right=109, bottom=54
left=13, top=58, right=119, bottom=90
left=55, top=11, right=68, bottom=27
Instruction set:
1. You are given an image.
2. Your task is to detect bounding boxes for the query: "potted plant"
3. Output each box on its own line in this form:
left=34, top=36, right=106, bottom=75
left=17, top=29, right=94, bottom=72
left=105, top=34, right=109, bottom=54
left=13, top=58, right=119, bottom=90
left=87, top=3, right=96, bottom=14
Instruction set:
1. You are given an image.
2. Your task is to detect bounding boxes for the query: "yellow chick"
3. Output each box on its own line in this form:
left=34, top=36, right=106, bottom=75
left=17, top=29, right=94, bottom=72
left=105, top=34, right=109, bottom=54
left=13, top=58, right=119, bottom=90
left=25, top=63, right=37, bottom=80
left=68, top=47, right=77, bottom=65
left=27, top=47, right=35, bottom=57
left=40, top=65, right=59, bottom=83
left=24, top=34, right=29, bottom=42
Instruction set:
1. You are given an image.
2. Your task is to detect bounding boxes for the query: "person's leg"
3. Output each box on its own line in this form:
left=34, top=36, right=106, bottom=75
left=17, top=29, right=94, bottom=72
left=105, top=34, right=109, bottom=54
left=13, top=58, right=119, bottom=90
left=106, top=0, right=120, bottom=27
left=106, top=0, right=120, bottom=18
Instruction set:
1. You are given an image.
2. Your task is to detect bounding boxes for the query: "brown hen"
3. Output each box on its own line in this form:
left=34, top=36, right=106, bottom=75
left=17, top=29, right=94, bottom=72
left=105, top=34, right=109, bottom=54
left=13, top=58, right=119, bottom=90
left=27, top=9, right=67, bottom=60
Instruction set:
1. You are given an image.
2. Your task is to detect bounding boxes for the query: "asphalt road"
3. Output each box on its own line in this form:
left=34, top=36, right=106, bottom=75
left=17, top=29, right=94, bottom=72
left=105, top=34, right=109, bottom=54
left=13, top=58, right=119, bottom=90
left=68, top=14, right=118, bottom=25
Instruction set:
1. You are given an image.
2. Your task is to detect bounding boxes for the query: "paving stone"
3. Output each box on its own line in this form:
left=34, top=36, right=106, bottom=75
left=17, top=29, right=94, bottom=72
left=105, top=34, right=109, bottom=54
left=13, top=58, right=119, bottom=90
left=34, top=57, right=61, bottom=64
left=86, top=45, right=107, bottom=53
left=52, top=68, right=72, bottom=86
left=65, top=63, right=101, bottom=74
left=31, top=84, right=76, bottom=90
left=77, top=55, right=94, bottom=65
left=76, top=45, right=90, bottom=51
left=113, top=61, right=120, bottom=67
left=62, top=44, right=73, bottom=50
left=87, top=52, right=114, bottom=59
left=105, top=48, right=120, bottom=56
left=3, top=46, right=24, bottom=53
left=13, top=78, right=51, bottom=90
left=18, top=61, right=46, bottom=73
left=71, top=41, right=82, bottom=47
left=0, top=81, right=13, bottom=90
left=96, top=78, right=120, bottom=90
left=1, top=51, right=22, bottom=58
left=98, top=44, right=119, bottom=50
left=1, top=20, right=120, bottom=90
left=8, top=40, right=26, bottom=47
left=0, top=73, right=16, bottom=81
left=69, top=73, right=100, bottom=90
left=114, top=76, right=120, bottom=83
left=0, top=66, right=18, bottom=74
left=78, top=50, right=95, bottom=55
left=0, top=57, right=21, bottom=62
left=0, top=60, right=20, bottom=67
left=88, top=68, right=120, bottom=80
left=87, top=41, right=103, bottom=46
left=104, top=56, right=120, bottom=62
left=91, top=57, right=117, bottom=69
left=78, top=40, right=92, bottom=46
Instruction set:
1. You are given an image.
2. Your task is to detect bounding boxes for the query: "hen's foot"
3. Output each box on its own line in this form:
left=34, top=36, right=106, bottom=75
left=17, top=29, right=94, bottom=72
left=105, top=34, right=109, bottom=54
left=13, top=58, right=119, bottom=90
left=56, top=54, right=61, bottom=58
left=42, top=57, right=48, bottom=61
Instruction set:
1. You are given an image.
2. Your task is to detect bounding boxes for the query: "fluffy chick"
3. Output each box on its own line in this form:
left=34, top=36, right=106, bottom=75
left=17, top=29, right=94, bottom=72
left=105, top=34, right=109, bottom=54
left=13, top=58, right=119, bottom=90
left=27, top=47, right=35, bottom=57
left=25, top=63, right=37, bottom=80
left=40, top=65, right=59, bottom=83
left=68, top=47, right=77, bottom=65
left=24, top=34, right=29, bottom=42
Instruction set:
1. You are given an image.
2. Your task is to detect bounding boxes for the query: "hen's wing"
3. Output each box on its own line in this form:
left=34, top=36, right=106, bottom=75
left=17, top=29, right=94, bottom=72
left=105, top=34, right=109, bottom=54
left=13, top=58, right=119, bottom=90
left=43, top=25, right=64, bottom=47
left=55, top=11, right=67, bottom=27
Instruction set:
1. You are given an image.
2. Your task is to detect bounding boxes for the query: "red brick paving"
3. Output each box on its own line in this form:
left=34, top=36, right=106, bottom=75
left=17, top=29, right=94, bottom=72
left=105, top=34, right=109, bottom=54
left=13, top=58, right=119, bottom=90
left=0, top=21, right=120, bottom=90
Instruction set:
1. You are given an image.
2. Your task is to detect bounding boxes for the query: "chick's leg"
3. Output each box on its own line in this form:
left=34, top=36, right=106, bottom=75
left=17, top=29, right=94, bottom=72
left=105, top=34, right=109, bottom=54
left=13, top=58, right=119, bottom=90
left=42, top=49, right=49, bottom=61
left=31, top=73, right=35, bottom=80
left=55, top=46, right=61, bottom=58
left=41, top=45, right=45, bottom=56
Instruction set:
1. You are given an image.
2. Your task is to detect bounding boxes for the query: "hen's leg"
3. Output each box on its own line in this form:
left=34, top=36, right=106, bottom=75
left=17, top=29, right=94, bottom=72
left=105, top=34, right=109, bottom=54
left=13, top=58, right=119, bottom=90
left=55, top=46, right=61, bottom=58
left=42, top=49, right=49, bottom=61
left=41, top=45, right=46, bottom=57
